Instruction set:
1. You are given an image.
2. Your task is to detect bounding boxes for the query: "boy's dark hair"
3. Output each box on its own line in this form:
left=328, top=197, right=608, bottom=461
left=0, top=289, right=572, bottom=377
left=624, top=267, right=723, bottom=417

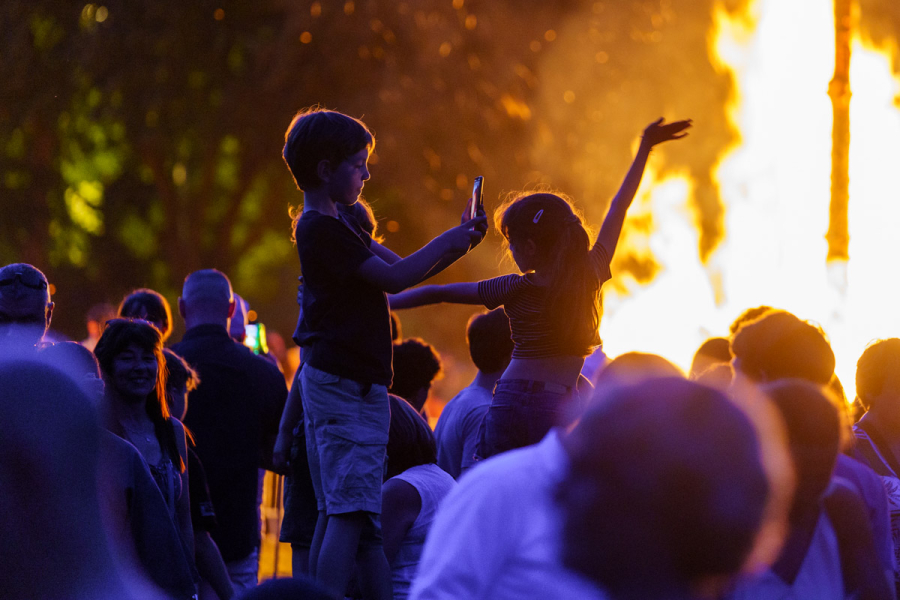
left=118, top=288, right=173, bottom=342
left=466, top=308, right=513, bottom=374
left=163, top=349, right=200, bottom=392
left=389, top=338, right=442, bottom=404
left=730, top=310, right=835, bottom=385
left=282, top=108, right=374, bottom=192
left=856, top=338, right=900, bottom=410
left=558, top=377, right=768, bottom=597
left=385, top=394, right=437, bottom=480
left=762, top=379, right=840, bottom=521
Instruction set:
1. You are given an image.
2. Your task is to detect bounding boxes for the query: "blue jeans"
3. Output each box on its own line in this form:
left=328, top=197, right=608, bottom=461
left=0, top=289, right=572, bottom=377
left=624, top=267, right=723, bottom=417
left=476, top=379, right=580, bottom=460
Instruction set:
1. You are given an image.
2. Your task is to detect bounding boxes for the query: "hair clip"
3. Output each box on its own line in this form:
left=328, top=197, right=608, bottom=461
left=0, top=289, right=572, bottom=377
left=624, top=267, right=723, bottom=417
left=533, top=209, right=544, bottom=224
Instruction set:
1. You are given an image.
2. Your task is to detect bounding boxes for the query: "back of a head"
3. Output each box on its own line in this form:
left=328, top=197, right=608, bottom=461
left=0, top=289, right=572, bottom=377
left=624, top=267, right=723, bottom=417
left=386, top=394, right=437, bottom=480
left=729, top=305, right=775, bottom=337
left=856, top=338, right=900, bottom=411
left=498, top=192, right=599, bottom=356
left=689, top=337, right=731, bottom=379
left=761, top=379, right=840, bottom=519
left=40, top=341, right=104, bottom=403
left=593, top=351, right=684, bottom=392
left=181, top=269, right=233, bottom=319
left=118, top=289, right=172, bottom=341
left=389, top=337, right=442, bottom=406
left=0, top=263, right=52, bottom=345
left=559, top=377, right=768, bottom=599
left=466, top=308, right=513, bottom=374
left=730, top=310, right=835, bottom=385
left=282, top=107, right=374, bottom=192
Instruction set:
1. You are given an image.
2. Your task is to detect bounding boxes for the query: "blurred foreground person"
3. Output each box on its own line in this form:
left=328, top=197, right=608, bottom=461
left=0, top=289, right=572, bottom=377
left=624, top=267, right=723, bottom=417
left=410, top=360, right=689, bottom=600
left=559, top=378, right=772, bottom=600
left=730, top=310, right=895, bottom=581
left=726, top=380, right=892, bottom=600
left=0, top=356, right=164, bottom=599
left=852, top=338, right=900, bottom=595
left=0, top=262, right=53, bottom=348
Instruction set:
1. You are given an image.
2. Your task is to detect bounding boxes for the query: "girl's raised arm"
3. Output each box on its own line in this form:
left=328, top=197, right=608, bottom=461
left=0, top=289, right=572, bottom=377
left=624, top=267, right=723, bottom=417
left=595, top=118, right=692, bottom=259
left=389, top=283, right=481, bottom=309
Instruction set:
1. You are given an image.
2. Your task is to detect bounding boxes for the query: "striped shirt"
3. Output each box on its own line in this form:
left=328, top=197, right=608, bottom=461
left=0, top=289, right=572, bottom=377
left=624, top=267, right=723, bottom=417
left=477, top=243, right=612, bottom=359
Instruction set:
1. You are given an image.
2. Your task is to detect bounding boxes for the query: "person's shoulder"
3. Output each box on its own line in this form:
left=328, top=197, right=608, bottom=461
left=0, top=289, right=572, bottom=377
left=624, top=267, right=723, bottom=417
left=456, top=444, right=544, bottom=491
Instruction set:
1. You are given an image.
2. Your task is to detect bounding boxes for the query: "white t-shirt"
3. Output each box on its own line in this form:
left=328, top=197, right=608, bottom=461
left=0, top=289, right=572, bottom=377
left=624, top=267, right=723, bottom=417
left=409, top=430, right=607, bottom=600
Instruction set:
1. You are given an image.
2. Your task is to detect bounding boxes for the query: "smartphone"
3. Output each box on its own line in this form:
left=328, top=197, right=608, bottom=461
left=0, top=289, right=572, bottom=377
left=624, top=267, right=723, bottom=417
left=244, top=322, right=269, bottom=355
left=468, top=176, right=484, bottom=220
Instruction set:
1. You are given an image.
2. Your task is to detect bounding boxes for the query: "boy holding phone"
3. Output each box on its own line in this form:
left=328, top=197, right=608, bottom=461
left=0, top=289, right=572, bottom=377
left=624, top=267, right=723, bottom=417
left=282, top=107, right=486, bottom=599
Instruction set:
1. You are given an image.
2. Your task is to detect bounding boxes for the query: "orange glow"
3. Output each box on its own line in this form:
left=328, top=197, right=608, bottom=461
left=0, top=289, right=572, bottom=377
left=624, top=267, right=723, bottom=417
left=599, top=0, right=900, bottom=401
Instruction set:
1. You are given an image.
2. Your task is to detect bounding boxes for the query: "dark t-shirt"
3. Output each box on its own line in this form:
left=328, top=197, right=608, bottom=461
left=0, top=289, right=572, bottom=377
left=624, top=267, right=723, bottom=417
left=294, top=210, right=392, bottom=386
left=173, top=324, right=287, bottom=562
left=188, top=447, right=217, bottom=533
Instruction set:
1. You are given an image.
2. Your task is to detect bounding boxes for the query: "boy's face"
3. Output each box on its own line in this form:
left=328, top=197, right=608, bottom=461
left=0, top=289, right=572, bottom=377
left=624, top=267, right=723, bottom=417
left=328, top=147, right=371, bottom=206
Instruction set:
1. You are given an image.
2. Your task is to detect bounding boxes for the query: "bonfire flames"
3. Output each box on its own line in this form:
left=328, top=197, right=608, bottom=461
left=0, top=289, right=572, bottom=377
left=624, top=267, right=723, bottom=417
left=600, top=0, right=900, bottom=399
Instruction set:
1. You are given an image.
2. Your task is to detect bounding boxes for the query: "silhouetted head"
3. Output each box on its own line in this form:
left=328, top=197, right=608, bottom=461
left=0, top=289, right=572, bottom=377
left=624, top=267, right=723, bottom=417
left=558, top=377, right=769, bottom=600
left=163, top=349, right=199, bottom=421
left=761, top=379, right=840, bottom=522
left=856, top=338, right=900, bottom=412
left=730, top=310, right=835, bottom=386
left=689, top=337, right=731, bottom=379
left=118, top=289, right=173, bottom=342
left=729, top=305, right=775, bottom=337
left=593, top=351, right=684, bottom=393
left=39, top=341, right=104, bottom=405
left=283, top=107, right=374, bottom=192
left=229, top=294, right=249, bottom=342
left=178, top=269, right=235, bottom=330
left=466, top=308, right=513, bottom=375
left=0, top=263, right=53, bottom=346
left=385, top=394, right=437, bottom=480
left=389, top=337, right=442, bottom=412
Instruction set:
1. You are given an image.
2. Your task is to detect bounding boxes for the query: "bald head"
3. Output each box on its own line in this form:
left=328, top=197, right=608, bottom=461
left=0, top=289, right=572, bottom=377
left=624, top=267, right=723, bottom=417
left=0, top=263, right=53, bottom=345
left=178, top=269, right=235, bottom=330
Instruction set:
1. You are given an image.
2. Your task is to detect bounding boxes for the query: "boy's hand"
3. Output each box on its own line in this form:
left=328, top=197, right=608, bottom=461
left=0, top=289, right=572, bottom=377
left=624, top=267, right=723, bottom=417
left=443, top=215, right=488, bottom=255
left=641, top=118, right=692, bottom=148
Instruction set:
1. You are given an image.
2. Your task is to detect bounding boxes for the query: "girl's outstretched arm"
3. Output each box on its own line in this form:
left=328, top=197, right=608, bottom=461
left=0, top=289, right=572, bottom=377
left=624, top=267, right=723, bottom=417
left=389, top=283, right=481, bottom=309
left=595, top=118, right=692, bottom=259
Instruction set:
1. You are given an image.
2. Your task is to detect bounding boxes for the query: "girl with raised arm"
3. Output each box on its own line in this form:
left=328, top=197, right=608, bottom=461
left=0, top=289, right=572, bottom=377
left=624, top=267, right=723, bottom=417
left=391, top=118, right=691, bottom=458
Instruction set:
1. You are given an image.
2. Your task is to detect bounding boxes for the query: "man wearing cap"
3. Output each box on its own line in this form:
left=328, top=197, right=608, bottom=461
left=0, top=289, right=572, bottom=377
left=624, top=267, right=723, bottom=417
left=0, top=263, right=54, bottom=348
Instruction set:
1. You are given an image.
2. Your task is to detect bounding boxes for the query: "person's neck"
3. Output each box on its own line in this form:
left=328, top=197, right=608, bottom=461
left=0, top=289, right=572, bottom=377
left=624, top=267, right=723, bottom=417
left=473, top=370, right=502, bottom=391
left=183, top=317, right=229, bottom=331
left=303, top=189, right=338, bottom=218
left=112, top=392, right=150, bottom=429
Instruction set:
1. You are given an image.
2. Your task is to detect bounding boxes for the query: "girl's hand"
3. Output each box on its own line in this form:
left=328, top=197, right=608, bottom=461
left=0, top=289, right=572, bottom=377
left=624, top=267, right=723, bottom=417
left=641, top=118, right=692, bottom=147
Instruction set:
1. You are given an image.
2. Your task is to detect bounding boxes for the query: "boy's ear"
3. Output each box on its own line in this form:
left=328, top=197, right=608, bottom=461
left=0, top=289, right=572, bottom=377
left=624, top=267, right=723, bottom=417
left=316, top=159, right=334, bottom=183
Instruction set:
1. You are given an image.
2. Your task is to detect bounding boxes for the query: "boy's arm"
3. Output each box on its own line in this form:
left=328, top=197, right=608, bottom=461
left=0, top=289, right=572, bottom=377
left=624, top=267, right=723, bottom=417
left=389, top=283, right=482, bottom=309
left=356, top=217, right=487, bottom=294
left=370, top=240, right=402, bottom=265
left=272, top=376, right=303, bottom=475
left=595, top=118, right=691, bottom=259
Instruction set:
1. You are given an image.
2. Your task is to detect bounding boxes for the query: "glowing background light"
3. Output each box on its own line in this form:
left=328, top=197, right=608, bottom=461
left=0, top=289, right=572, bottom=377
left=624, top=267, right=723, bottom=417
left=599, top=0, right=900, bottom=400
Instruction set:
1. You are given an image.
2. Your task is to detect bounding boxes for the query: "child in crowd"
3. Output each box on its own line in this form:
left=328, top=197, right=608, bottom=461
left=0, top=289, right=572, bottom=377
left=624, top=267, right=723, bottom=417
left=390, top=117, right=691, bottom=458
left=282, top=107, right=487, bottom=599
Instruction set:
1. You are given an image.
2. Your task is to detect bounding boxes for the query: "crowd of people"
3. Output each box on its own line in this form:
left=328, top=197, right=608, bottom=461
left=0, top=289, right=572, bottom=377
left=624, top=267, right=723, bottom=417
left=2, top=106, right=899, bottom=600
